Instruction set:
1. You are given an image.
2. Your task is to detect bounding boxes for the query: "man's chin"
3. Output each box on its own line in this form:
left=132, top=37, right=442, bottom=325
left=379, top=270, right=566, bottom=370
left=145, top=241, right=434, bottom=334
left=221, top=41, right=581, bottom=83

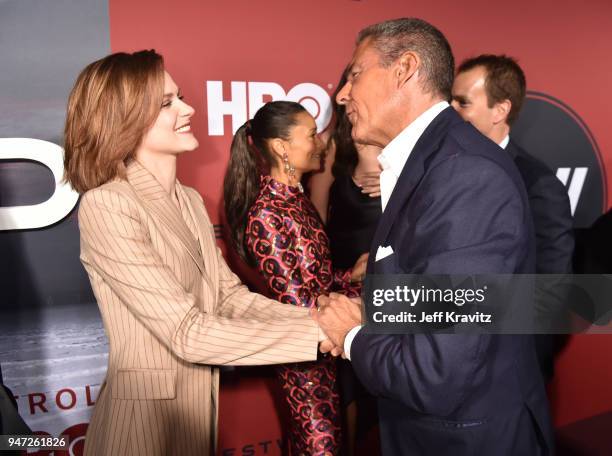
left=351, top=128, right=365, bottom=144
left=352, top=131, right=372, bottom=147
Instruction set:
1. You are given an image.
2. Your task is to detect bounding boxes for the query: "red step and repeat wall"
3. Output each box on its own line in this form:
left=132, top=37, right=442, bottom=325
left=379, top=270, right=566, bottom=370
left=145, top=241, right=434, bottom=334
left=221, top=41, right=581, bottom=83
left=1, top=0, right=612, bottom=454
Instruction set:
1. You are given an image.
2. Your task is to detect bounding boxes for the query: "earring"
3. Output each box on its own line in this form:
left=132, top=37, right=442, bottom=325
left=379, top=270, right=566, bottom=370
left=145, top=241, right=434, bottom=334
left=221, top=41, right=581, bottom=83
left=282, top=152, right=293, bottom=176
left=283, top=153, right=303, bottom=192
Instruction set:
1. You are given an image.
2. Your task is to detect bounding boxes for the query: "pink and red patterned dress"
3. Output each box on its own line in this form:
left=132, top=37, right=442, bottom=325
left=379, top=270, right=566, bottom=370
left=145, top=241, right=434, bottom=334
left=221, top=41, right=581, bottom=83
left=245, top=175, right=359, bottom=456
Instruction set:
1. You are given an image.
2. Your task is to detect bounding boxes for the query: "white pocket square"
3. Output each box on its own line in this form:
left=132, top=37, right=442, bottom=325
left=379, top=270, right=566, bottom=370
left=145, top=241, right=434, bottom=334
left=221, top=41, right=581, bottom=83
left=375, top=245, right=394, bottom=262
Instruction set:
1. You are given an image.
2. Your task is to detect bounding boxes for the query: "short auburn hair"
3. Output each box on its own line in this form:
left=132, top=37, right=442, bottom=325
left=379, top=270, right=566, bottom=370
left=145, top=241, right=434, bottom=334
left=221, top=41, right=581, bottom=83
left=457, top=54, right=526, bottom=125
left=64, top=50, right=164, bottom=193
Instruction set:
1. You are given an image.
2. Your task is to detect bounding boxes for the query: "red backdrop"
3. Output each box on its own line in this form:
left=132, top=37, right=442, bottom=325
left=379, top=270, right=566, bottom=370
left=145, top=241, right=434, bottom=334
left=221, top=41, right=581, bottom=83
left=108, top=0, right=612, bottom=452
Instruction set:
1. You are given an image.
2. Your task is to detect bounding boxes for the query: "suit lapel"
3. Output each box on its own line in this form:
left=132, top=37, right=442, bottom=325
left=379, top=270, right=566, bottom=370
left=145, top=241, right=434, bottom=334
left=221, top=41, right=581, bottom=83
left=369, top=107, right=461, bottom=268
left=506, top=140, right=519, bottom=160
left=180, top=185, right=220, bottom=305
left=126, top=161, right=205, bottom=274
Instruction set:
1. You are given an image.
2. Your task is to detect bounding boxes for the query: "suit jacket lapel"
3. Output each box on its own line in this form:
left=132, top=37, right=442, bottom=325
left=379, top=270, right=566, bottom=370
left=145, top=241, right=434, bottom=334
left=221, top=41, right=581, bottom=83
left=126, top=161, right=205, bottom=274
left=369, top=107, right=461, bottom=267
left=506, top=140, right=519, bottom=160
left=180, top=185, right=220, bottom=305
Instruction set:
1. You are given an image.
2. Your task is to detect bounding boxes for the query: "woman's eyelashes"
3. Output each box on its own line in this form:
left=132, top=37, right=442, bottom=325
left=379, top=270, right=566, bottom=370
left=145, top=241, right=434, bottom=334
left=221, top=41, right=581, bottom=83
left=161, top=93, right=185, bottom=109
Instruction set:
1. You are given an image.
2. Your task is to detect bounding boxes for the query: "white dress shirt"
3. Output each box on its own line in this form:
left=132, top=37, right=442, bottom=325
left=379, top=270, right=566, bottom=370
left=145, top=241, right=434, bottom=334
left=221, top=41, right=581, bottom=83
left=344, top=101, right=450, bottom=360
left=377, top=101, right=450, bottom=211
left=499, top=135, right=510, bottom=150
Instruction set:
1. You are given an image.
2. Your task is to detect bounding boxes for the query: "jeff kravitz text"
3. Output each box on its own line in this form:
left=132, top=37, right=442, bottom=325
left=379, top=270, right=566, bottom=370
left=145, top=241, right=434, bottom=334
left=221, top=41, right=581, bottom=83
left=370, top=285, right=493, bottom=325
left=372, top=310, right=492, bottom=324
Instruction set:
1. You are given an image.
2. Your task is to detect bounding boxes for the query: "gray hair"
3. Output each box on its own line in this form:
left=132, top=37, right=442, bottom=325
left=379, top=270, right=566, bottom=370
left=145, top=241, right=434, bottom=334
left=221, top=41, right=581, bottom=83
left=357, top=18, right=454, bottom=100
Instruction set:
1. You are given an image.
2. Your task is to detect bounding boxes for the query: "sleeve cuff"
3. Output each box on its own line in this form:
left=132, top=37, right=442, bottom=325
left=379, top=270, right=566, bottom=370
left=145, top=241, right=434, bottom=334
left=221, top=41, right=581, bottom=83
left=344, top=325, right=362, bottom=361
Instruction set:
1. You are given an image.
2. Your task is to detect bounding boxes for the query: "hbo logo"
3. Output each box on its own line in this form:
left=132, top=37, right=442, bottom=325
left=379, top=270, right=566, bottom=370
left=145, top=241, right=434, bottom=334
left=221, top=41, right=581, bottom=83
left=206, top=81, right=332, bottom=136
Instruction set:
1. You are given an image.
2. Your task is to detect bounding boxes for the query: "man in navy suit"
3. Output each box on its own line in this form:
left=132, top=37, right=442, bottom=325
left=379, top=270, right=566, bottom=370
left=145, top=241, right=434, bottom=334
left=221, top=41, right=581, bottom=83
left=452, top=55, right=574, bottom=382
left=315, top=18, right=554, bottom=455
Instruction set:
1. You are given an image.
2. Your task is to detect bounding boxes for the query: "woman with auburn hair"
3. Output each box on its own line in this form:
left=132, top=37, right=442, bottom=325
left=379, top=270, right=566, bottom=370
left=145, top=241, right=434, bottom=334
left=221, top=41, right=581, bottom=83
left=223, top=101, right=368, bottom=456
left=64, top=50, right=324, bottom=456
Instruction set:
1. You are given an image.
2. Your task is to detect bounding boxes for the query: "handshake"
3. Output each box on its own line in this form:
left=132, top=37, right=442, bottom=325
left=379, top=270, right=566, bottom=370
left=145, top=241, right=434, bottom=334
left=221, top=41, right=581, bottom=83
left=310, top=292, right=363, bottom=359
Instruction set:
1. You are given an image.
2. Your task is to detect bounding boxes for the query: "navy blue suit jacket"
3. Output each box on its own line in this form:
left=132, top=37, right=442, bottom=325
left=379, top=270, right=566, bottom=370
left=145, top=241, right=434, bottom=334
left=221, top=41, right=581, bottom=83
left=351, top=108, right=554, bottom=455
left=508, top=140, right=574, bottom=383
left=507, top=140, right=574, bottom=276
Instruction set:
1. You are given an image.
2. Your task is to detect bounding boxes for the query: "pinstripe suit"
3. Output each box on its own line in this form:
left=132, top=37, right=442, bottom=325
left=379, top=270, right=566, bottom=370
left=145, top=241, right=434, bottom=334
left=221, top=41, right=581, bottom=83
left=79, top=161, right=319, bottom=456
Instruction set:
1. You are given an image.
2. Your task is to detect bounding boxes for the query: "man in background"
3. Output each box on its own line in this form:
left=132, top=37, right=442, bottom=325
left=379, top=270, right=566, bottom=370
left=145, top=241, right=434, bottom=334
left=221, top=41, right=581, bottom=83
left=452, top=54, right=574, bottom=381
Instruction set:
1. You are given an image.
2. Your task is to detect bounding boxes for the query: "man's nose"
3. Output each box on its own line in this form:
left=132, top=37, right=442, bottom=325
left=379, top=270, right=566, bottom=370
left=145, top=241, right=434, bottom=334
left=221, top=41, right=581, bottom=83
left=336, top=82, right=351, bottom=105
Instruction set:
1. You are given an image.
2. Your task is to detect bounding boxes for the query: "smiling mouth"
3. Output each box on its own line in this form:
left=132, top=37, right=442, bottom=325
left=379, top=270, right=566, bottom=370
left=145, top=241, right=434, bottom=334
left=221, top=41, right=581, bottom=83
left=175, top=123, right=191, bottom=133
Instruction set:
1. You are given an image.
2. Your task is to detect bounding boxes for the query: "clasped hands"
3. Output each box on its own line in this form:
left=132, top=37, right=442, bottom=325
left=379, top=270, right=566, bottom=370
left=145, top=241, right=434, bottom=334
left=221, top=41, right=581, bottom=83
left=311, top=292, right=362, bottom=358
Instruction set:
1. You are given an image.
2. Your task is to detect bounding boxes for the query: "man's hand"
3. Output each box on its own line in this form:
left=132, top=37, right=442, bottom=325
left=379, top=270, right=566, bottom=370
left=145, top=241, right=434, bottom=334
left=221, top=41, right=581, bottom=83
left=319, top=338, right=344, bottom=357
left=313, top=292, right=362, bottom=352
left=310, top=308, right=346, bottom=356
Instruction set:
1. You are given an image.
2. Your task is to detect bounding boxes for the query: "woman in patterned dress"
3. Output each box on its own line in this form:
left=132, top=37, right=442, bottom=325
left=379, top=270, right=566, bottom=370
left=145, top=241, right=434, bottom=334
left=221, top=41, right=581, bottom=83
left=223, top=101, right=367, bottom=455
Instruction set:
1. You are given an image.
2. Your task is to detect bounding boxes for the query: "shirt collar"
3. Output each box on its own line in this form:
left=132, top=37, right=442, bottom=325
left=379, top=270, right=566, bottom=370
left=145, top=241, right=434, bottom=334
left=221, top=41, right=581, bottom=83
left=377, top=101, right=449, bottom=177
left=499, top=135, right=510, bottom=150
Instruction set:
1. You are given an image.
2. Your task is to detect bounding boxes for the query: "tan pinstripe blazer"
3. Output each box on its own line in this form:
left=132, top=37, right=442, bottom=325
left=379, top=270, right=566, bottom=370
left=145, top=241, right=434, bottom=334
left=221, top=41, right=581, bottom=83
left=79, top=161, right=319, bottom=456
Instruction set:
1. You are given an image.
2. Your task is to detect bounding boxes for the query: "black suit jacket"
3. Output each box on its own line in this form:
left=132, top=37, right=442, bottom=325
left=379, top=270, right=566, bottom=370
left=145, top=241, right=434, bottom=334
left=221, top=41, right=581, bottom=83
left=575, top=209, right=612, bottom=273
left=351, top=108, right=554, bottom=455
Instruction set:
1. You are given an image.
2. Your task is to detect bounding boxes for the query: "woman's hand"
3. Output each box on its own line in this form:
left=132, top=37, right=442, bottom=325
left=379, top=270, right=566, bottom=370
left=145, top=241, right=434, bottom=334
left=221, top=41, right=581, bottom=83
left=354, top=171, right=381, bottom=198
left=350, top=252, right=369, bottom=282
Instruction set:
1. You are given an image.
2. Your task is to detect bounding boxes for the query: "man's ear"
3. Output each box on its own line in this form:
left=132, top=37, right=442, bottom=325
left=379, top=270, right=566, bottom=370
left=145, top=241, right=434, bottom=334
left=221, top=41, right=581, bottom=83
left=396, top=51, right=420, bottom=88
left=493, top=99, right=512, bottom=125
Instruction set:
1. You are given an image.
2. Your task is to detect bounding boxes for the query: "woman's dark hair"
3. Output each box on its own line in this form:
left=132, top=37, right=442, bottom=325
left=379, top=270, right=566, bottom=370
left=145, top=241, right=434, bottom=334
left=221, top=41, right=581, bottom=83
left=223, top=100, right=307, bottom=263
left=330, top=69, right=359, bottom=178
